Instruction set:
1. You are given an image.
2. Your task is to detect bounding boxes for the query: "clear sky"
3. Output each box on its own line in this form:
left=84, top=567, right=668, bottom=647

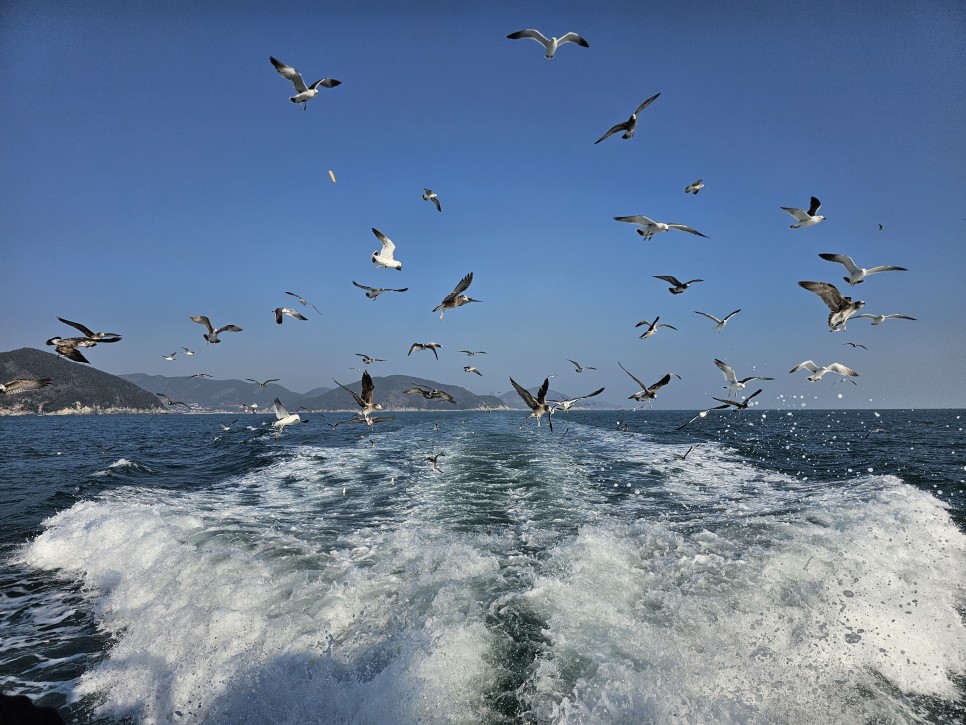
left=2, top=1, right=965, bottom=409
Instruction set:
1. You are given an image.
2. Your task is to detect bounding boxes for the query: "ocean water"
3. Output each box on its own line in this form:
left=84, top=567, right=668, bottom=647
left=1, top=410, right=964, bottom=724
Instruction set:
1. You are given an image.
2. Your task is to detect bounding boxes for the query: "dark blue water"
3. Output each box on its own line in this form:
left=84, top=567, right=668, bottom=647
left=2, top=410, right=964, bottom=724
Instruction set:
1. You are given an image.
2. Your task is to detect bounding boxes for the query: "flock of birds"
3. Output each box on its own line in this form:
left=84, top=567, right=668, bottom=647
left=4, top=29, right=918, bottom=444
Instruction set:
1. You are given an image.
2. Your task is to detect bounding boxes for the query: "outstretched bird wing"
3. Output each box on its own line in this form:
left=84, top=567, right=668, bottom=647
left=510, top=377, right=539, bottom=410
left=270, top=57, right=308, bottom=93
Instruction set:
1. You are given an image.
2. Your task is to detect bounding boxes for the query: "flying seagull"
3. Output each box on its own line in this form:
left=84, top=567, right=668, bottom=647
left=405, top=385, right=457, bottom=404
left=694, top=309, right=741, bottom=332
left=246, top=378, right=280, bottom=388
left=510, top=377, right=553, bottom=430
left=798, top=281, right=864, bottom=332
left=619, top=362, right=673, bottom=406
left=333, top=369, right=383, bottom=420
left=781, top=196, right=825, bottom=228
left=463, top=365, right=483, bottom=376
left=594, top=92, right=661, bottom=144
left=370, top=228, right=403, bottom=270
left=567, top=359, right=596, bottom=373
left=425, top=452, right=445, bottom=473
left=676, top=410, right=713, bottom=431
left=635, top=317, right=677, bottom=340
left=331, top=414, right=395, bottom=428
left=284, top=291, right=321, bottom=315
left=853, top=313, right=917, bottom=325
left=654, top=275, right=703, bottom=295
left=355, top=354, right=386, bottom=365
left=352, top=280, right=408, bottom=299
left=56, top=317, right=121, bottom=342
left=188, top=373, right=212, bottom=379
left=818, top=253, right=907, bottom=286
left=614, top=214, right=708, bottom=241
left=181, top=347, right=195, bottom=356
left=408, top=342, right=442, bottom=360
left=684, top=180, right=704, bottom=195
left=714, top=359, right=774, bottom=396
left=46, top=337, right=94, bottom=363
left=711, top=388, right=763, bottom=411
left=506, top=29, right=589, bottom=58
left=189, top=315, right=243, bottom=343
left=269, top=56, right=341, bottom=109
left=422, top=188, right=441, bottom=212
left=460, top=350, right=486, bottom=356
left=162, top=352, right=177, bottom=361
left=433, top=272, right=478, bottom=319
left=549, top=386, right=605, bottom=413
left=271, top=398, right=302, bottom=436
left=219, top=419, right=239, bottom=431
left=844, top=342, right=868, bottom=350
left=156, top=393, right=192, bottom=411
left=789, top=361, right=859, bottom=382
left=274, top=307, right=308, bottom=324
left=0, top=378, right=52, bottom=395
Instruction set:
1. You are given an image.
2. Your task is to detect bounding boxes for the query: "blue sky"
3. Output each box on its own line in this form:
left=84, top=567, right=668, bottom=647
left=2, top=1, right=965, bottom=409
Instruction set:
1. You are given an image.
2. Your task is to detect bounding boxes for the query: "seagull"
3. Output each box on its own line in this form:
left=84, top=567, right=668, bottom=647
left=355, top=354, right=386, bottom=365
left=331, top=415, right=395, bottom=428
left=0, top=378, right=52, bottom=395
left=188, top=373, right=212, bottom=379
left=635, top=316, right=677, bottom=340
left=506, top=29, right=589, bottom=58
left=189, top=315, right=243, bottom=343
left=426, top=452, right=445, bottom=473
left=181, top=347, right=195, bottom=356
left=781, top=196, right=825, bottom=228
left=246, top=378, right=280, bottom=388
left=853, top=313, right=917, bottom=325
left=714, top=359, right=774, bottom=396
left=274, top=307, right=308, bottom=324
left=269, top=56, right=341, bottom=109
left=460, top=350, right=487, bottom=356
left=818, top=253, right=907, bottom=286
left=567, top=359, right=596, bottom=373
left=162, top=352, right=177, bottom=361
left=549, top=386, right=605, bottom=412
left=333, top=370, right=383, bottom=420
left=352, top=280, right=408, bottom=299
left=614, top=214, right=708, bottom=240
left=271, top=397, right=302, bottom=436
left=798, top=281, right=864, bottom=332
left=156, top=393, right=192, bottom=411
left=463, top=366, right=483, bottom=376
left=56, top=317, right=121, bottom=342
left=433, top=272, right=479, bottom=319
left=789, top=361, right=859, bottom=382
left=408, top=342, right=442, bottom=360
left=404, top=386, right=457, bottom=404
left=619, top=362, right=673, bottom=406
left=710, top=388, right=763, bottom=411
left=844, top=342, right=868, bottom=350
left=594, top=92, right=661, bottom=144
left=284, top=291, right=321, bottom=314
left=46, top=337, right=95, bottom=363
left=676, top=410, right=713, bottom=431
left=219, top=419, right=239, bottom=431
left=510, top=377, right=553, bottom=430
left=694, top=309, right=741, bottom=332
left=654, top=275, right=703, bottom=295
left=370, top=228, right=403, bottom=270
left=422, top=188, right=441, bottom=212
left=684, top=180, right=704, bottom=195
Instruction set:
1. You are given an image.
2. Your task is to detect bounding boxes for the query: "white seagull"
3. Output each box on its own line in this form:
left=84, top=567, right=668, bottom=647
left=798, top=281, right=864, bottom=332
left=654, top=275, right=703, bottom=295
left=370, top=228, right=403, bottom=270
left=594, top=93, right=661, bottom=144
left=274, top=307, right=308, bottom=324
left=619, top=362, right=673, bottom=406
left=162, top=352, right=177, bottom=361
left=463, top=365, right=483, bottom=376
left=567, top=359, right=596, bottom=373
left=408, top=342, right=442, bottom=360
left=818, top=253, right=908, bottom=286
left=189, top=315, right=243, bottom=343
left=271, top=398, right=302, bottom=437
left=269, top=56, right=341, bottom=109
left=714, top=359, right=774, bottom=396
left=694, top=309, right=741, bottom=332
left=789, top=360, right=859, bottom=382
left=506, top=29, right=589, bottom=58
left=549, top=386, right=605, bottom=413
left=510, top=377, right=554, bottom=430
left=853, top=313, right=917, bottom=325
left=614, top=214, right=708, bottom=241
left=284, top=291, right=322, bottom=315
left=635, top=316, right=677, bottom=339
left=422, top=188, right=441, bottom=212
left=333, top=370, right=383, bottom=421
left=355, top=354, right=386, bottom=365
left=684, top=179, right=704, bottom=195
left=433, top=272, right=479, bottom=319
left=781, top=196, right=825, bottom=228
left=181, top=347, right=195, bottom=356
left=352, top=280, right=408, bottom=299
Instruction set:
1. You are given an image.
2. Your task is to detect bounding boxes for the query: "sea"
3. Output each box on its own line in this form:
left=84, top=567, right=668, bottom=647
left=1, top=409, right=964, bottom=724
